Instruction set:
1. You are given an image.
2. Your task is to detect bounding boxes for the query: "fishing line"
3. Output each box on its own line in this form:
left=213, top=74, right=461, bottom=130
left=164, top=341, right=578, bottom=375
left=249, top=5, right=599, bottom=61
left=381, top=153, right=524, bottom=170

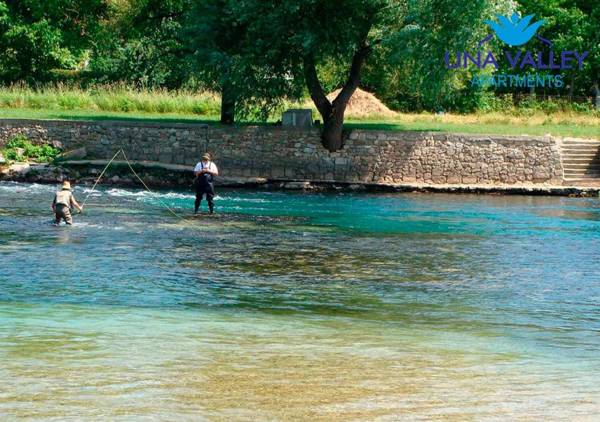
left=80, top=149, right=122, bottom=209
left=119, top=149, right=189, bottom=222
left=73, top=148, right=203, bottom=223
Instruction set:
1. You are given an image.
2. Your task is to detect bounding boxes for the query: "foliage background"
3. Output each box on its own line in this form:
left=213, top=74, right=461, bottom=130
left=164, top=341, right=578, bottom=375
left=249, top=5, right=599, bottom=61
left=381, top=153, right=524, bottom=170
left=0, top=0, right=597, bottom=116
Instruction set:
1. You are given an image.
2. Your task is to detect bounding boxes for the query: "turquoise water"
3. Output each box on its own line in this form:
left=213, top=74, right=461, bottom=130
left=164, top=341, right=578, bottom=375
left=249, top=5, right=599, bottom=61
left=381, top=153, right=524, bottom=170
left=1, top=181, right=599, bottom=420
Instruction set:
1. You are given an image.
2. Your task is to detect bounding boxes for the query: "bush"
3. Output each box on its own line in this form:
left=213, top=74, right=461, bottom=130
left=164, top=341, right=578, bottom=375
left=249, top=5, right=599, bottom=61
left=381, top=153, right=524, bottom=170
left=2, top=134, right=61, bottom=163
left=476, top=92, right=515, bottom=113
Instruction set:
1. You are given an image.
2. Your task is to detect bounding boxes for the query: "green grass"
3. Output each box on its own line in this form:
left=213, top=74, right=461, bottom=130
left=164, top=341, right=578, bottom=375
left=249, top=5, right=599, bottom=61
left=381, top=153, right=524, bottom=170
left=1, top=107, right=597, bottom=139
left=0, top=84, right=221, bottom=116
left=0, top=107, right=220, bottom=124
left=345, top=119, right=600, bottom=138
left=0, top=84, right=598, bottom=139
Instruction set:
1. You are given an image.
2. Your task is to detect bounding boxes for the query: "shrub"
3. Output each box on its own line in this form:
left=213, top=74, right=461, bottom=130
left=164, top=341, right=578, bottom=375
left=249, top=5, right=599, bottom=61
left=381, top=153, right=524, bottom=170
left=2, top=134, right=61, bottom=163
left=476, top=92, right=515, bottom=113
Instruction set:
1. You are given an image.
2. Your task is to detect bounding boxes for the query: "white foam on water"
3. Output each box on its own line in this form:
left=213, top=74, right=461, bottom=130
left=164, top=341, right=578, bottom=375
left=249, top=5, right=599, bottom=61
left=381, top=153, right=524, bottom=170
left=0, top=181, right=56, bottom=194
left=73, top=221, right=127, bottom=230
left=79, top=187, right=103, bottom=195
left=0, top=182, right=272, bottom=205
left=106, top=188, right=149, bottom=198
left=92, top=187, right=195, bottom=201
left=219, top=196, right=275, bottom=203
left=160, top=192, right=195, bottom=200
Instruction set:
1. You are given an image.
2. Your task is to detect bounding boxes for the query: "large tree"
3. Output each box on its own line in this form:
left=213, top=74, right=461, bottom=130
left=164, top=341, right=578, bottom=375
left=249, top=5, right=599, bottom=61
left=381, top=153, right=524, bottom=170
left=89, top=0, right=191, bottom=88
left=516, top=0, right=596, bottom=98
left=232, top=0, right=399, bottom=151
left=183, top=0, right=246, bottom=124
left=298, top=0, right=387, bottom=151
left=361, top=0, right=513, bottom=112
left=591, top=2, right=600, bottom=107
left=0, top=0, right=107, bottom=83
left=226, top=0, right=512, bottom=150
left=183, top=0, right=302, bottom=124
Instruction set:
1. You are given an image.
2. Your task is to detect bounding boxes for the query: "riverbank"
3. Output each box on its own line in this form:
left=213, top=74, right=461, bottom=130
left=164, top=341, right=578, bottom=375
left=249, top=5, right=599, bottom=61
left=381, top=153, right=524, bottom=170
left=1, top=118, right=600, bottom=196
left=2, top=160, right=599, bottom=197
left=0, top=119, right=566, bottom=185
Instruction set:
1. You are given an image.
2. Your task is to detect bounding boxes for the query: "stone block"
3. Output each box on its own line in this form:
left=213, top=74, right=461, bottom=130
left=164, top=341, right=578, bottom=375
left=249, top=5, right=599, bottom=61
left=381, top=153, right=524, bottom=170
left=533, top=170, right=550, bottom=181
left=272, top=167, right=285, bottom=178
left=159, top=153, right=172, bottom=163
left=283, top=181, right=311, bottom=189
left=282, top=109, right=313, bottom=127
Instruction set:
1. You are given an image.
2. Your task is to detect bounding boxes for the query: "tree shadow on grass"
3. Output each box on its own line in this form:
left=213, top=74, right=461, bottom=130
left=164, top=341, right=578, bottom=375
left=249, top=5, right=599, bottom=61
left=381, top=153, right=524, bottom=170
left=1, top=110, right=297, bottom=129
left=344, top=121, right=443, bottom=132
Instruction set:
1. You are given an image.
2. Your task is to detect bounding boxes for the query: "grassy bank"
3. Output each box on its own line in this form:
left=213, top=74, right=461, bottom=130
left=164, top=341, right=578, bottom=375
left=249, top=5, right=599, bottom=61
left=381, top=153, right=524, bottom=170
left=0, top=85, right=598, bottom=139
left=0, top=84, right=221, bottom=117
left=346, top=112, right=600, bottom=139
left=2, top=108, right=598, bottom=139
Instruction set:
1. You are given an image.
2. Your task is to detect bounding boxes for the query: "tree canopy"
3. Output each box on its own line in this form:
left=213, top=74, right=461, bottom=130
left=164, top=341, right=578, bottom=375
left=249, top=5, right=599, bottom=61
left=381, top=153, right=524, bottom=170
left=0, top=0, right=107, bottom=82
left=0, top=0, right=597, bottom=149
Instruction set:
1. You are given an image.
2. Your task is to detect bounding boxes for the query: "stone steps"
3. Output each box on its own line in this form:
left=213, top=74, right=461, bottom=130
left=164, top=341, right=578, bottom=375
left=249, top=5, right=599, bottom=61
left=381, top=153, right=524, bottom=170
left=563, top=142, right=600, bottom=147
left=565, top=171, right=600, bottom=177
left=563, top=158, right=600, bottom=164
left=562, top=148, right=600, bottom=152
left=561, top=140, right=600, bottom=181
left=561, top=152, right=598, bottom=158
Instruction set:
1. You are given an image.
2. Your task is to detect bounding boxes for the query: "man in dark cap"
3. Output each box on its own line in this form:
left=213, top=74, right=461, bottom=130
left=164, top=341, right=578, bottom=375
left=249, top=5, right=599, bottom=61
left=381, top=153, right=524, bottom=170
left=193, top=153, right=219, bottom=214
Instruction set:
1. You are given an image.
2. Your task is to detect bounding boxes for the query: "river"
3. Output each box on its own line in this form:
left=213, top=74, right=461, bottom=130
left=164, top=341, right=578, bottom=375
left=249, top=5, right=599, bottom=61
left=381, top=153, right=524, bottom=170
left=1, top=181, right=599, bottom=420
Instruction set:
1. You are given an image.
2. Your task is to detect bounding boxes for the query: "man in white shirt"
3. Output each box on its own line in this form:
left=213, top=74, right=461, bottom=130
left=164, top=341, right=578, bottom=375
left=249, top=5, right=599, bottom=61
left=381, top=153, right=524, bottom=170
left=193, top=153, right=219, bottom=214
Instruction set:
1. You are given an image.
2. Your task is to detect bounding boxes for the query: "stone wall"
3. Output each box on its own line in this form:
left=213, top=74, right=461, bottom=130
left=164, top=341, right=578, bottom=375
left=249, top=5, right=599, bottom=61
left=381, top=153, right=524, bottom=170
left=0, top=119, right=564, bottom=185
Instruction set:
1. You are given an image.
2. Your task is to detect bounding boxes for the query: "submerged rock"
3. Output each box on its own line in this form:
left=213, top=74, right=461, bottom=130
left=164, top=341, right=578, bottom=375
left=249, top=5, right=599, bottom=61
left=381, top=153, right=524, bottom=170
left=56, top=147, right=87, bottom=161
left=283, top=181, right=312, bottom=190
left=0, top=162, right=72, bottom=183
left=7, top=163, right=30, bottom=174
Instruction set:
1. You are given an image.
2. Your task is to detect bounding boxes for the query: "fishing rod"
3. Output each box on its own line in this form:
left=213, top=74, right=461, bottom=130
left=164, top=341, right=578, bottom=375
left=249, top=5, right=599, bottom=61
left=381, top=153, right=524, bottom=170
left=78, top=148, right=192, bottom=223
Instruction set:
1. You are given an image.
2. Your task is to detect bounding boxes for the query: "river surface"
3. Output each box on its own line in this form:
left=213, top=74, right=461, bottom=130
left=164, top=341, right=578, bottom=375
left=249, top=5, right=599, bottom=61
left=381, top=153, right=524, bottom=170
left=1, top=181, right=599, bottom=420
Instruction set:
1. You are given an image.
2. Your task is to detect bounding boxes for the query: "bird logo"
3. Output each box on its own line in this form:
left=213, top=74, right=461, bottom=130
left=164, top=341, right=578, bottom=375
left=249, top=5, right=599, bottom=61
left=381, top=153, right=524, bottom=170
left=485, top=13, right=545, bottom=46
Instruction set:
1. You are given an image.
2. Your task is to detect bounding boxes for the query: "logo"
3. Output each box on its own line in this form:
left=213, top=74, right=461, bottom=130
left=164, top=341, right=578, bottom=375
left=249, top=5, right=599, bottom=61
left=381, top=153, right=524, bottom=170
left=444, top=12, right=589, bottom=89
left=485, top=13, right=544, bottom=46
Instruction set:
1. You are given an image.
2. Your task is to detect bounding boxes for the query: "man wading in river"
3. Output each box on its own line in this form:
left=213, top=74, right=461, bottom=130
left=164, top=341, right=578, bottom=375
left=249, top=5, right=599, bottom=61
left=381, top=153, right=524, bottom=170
left=193, top=153, right=219, bottom=214
left=51, top=181, right=83, bottom=226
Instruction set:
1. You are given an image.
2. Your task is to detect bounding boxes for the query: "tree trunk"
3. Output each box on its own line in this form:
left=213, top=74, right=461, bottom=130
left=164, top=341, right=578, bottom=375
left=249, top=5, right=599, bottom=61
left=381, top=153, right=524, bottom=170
left=220, top=79, right=235, bottom=125
left=321, top=105, right=347, bottom=151
left=303, top=40, right=371, bottom=152
left=594, top=81, right=600, bottom=109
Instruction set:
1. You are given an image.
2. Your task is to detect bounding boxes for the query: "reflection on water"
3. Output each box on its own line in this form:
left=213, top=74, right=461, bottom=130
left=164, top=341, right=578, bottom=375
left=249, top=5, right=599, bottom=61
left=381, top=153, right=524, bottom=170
left=0, top=182, right=599, bottom=420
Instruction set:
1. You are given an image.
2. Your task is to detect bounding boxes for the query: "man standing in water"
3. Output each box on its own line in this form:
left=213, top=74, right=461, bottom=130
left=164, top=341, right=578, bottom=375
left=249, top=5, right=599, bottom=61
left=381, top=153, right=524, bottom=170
left=51, top=181, right=83, bottom=226
left=194, top=153, right=219, bottom=214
